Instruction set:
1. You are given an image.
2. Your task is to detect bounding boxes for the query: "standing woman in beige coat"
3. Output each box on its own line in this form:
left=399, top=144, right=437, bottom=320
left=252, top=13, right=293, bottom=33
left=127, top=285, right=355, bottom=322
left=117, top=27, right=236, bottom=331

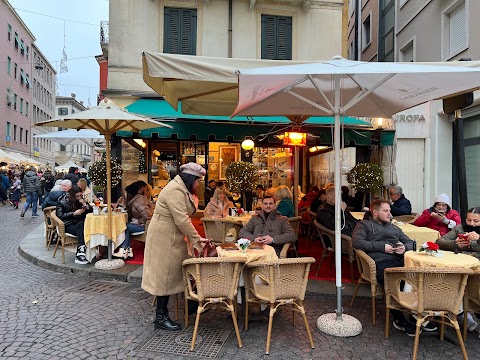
left=142, top=162, right=206, bottom=331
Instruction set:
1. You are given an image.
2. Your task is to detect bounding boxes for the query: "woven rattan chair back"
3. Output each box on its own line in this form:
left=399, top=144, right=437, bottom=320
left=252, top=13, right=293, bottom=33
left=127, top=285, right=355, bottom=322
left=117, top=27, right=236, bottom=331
left=43, top=206, right=57, bottom=249
left=462, top=272, right=480, bottom=339
left=287, top=216, right=301, bottom=257
left=384, top=267, right=472, bottom=360
left=182, top=257, right=246, bottom=351
left=201, top=217, right=243, bottom=244
left=313, top=220, right=356, bottom=283
left=50, top=210, right=78, bottom=264
left=243, top=257, right=316, bottom=354
left=349, top=249, right=383, bottom=325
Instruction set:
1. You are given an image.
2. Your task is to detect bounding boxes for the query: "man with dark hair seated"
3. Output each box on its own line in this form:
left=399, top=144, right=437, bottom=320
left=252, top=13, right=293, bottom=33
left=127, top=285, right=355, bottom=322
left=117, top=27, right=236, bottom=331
left=239, top=196, right=295, bottom=255
left=352, top=199, right=436, bottom=337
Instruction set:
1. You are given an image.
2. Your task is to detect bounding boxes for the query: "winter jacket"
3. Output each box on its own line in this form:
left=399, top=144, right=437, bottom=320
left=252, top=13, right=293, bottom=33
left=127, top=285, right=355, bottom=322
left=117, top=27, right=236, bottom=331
left=316, top=202, right=358, bottom=237
left=22, top=171, right=41, bottom=194
left=55, top=193, right=90, bottom=226
left=128, top=194, right=154, bottom=225
left=352, top=218, right=415, bottom=263
left=390, top=194, right=412, bottom=216
left=41, top=190, right=66, bottom=209
left=298, top=191, right=318, bottom=210
left=64, top=172, right=80, bottom=186
left=437, top=225, right=480, bottom=255
left=413, top=208, right=461, bottom=236
left=142, top=175, right=202, bottom=297
left=276, top=198, right=295, bottom=218
left=1, top=174, right=9, bottom=190
left=239, top=209, right=296, bottom=254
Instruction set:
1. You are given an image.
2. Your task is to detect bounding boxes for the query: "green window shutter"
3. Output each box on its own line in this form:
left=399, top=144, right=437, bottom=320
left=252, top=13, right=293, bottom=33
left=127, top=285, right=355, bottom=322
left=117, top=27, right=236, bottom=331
left=261, top=15, right=292, bottom=60
left=164, top=7, right=197, bottom=55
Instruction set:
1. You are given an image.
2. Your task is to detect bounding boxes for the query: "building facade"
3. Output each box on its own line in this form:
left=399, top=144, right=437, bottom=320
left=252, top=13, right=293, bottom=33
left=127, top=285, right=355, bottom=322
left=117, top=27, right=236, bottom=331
left=54, top=95, right=90, bottom=168
left=30, top=43, right=56, bottom=166
left=0, top=0, right=34, bottom=157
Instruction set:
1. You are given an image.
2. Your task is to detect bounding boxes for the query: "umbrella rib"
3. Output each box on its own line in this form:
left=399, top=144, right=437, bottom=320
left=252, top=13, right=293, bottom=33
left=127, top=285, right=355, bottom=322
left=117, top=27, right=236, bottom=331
left=343, top=73, right=396, bottom=112
left=111, top=121, right=140, bottom=133
left=307, top=74, right=334, bottom=112
left=179, top=85, right=238, bottom=101
left=287, top=90, right=333, bottom=115
left=78, top=119, right=104, bottom=133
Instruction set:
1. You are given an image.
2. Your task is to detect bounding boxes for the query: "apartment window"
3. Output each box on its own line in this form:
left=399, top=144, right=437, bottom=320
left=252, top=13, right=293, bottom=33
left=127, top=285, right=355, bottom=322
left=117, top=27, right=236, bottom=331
left=20, top=69, right=24, bottom=85
left=7, top=24, right=11, bottom=42
left=348, top=41, right=355, bottom=60
left=20, top=39, right=25, bottom=55
left=13, top=94, right=17, bottom=110
left=400, top=40, right=414, bottom=62
left=25, top=130, right=28, bottom=145
left=25, top=102, right=29, bottom=117
left=6, top=122, right=10, bottom=137
left=7, top=57, right=11, bottom=75
left=379, top=0, right=395, bottom=62
left=442, top=0, right=468, bottom=60
left=261, top=15, right=292, bottom=60
left=163, top=7, right=197, bottom=55
left=362, top=14, right=372, bottom=50
left=26, top=46, right=29, bottom=60
left=14, top=32, right=18, bottom=48
left=20, top=128, right=23, bottom=143
left=14, top=63, right=17, bottom=79
left=25, top=74, right=30, bottom=89
left=20, top=98, right=23, bottom=113
left=58, top=107, right=68, bottom=116
left=13, top=125, right=17, bottom=141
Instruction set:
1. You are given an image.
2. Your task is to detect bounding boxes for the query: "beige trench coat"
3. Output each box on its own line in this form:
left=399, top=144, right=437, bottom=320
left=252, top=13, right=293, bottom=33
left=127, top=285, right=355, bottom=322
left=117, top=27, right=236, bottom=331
left=142, top=175, right=202, bottom=296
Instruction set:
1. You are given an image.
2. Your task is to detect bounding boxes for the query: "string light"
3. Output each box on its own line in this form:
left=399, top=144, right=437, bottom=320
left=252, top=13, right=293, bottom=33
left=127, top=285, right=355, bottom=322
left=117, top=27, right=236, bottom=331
left=87, top=159, right=123, bottom=189
left=225, top=161, right=259, bottom=193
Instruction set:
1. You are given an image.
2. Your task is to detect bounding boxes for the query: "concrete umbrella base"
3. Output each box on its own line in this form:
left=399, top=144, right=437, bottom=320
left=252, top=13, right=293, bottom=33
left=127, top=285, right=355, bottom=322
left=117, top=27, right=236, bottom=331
left=317, top=313, right=363, bottom=337
left=95, top=258, right=125, bottom=270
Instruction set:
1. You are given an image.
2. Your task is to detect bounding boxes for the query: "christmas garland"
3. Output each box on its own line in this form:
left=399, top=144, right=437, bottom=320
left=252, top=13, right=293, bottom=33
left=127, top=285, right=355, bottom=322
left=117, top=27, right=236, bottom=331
left=87, top=159, right=123, bottom=189
left=346, top=163, right=383, bottom=192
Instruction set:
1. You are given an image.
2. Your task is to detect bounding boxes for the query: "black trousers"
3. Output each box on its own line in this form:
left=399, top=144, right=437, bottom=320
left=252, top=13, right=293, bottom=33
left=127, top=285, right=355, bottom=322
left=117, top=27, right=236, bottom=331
left=376, top=257, right=406, bottom=322
left=65, top=220, right=85, bottom=247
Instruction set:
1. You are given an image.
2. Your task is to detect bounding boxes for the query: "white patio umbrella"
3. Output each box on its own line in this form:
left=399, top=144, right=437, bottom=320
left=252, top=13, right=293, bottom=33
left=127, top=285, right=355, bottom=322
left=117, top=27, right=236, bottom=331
left=232, top=56, right=480, bottom=336
left=55, top=160, right=87, bottom=173
left=34, top=129, right=105, bottom=164
left=35, top=98, right=172, bottom=269
left=0, top=148, right=17, bottom=163
left=8, top=151, right=29, bottom=163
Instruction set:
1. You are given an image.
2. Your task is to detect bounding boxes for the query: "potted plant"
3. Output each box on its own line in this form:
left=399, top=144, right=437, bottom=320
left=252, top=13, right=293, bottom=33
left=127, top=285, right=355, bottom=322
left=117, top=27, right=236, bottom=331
left=225, top=161, right=259, bottom=210
left=87, top=158, right=123, bottom=201
left=346, top=163, right=383, bottom=209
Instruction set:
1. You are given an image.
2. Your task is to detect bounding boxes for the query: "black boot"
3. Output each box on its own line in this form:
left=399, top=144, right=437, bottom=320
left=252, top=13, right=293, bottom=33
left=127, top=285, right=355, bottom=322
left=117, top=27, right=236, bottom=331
left=154, top=295, right=181, bottom=331
left=188, top=300, right=199, bottom=315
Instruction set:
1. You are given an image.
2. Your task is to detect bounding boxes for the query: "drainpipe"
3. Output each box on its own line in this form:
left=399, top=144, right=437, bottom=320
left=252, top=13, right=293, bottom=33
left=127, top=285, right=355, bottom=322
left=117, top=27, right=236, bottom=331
left=228, top=0, right=232, bottom=58
left=356, top=0, right=361, bottom=60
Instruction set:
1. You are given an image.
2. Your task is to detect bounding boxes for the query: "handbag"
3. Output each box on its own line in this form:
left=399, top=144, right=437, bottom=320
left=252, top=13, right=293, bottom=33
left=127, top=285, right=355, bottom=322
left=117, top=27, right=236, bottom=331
left=198, top=238, right=218, bottom=258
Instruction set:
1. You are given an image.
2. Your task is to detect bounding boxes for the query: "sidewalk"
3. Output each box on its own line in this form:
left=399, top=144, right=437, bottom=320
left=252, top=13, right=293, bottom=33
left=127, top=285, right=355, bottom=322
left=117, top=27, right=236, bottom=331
left=18, top=223, right=370, bottom=297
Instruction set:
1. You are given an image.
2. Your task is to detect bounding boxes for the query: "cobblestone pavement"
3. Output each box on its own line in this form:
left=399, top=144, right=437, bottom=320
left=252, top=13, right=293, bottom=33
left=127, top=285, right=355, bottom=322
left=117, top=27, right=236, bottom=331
left=1, top=201, right=480, bottom=359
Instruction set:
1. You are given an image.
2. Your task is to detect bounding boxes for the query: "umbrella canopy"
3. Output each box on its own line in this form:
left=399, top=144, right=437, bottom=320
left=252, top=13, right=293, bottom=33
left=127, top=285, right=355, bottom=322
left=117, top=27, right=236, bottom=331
left=0, top=148, right=17, bottom=163
left=56, top=160, right=87, bottom=173
left=33, top=129, right=105, bottom=147
left=34, top=98, right=172, bottom=266
left=7, top=151, right=29, bottom=163
left=232, top=56, right=480, bottom=331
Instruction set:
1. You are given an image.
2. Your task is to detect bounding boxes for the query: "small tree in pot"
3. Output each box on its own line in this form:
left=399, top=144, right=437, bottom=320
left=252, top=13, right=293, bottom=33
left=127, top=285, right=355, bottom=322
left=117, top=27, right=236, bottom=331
left=346, top=163, right=384, bottom=209
left=87, top=158, right=123, bottom=201
left=225, top=161, right=259, bottom=210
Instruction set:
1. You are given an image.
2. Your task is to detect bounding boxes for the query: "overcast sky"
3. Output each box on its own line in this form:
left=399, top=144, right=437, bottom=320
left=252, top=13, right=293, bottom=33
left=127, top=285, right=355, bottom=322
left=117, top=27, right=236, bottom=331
left=9, top=0, right=109, bottom=107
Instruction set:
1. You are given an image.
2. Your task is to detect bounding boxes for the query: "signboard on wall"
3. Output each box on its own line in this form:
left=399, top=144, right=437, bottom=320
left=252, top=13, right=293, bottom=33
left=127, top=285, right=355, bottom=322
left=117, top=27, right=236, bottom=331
left=394, top=103, right=430, bottom=139
left=5, top=136, right=10, bottom=146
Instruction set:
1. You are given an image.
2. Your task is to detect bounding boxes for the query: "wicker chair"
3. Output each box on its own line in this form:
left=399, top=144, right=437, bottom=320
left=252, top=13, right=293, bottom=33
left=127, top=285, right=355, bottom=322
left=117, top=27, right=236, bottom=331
left=243, top=257, right=316, bottom=355
left=313, top=220, right=356, bottom=284
left=42, top=206, right=57, bottom=249
left=349, top=249, right=383, bottom=325
left=298, top=206, right=310, bottom=237
left=182, top=257, right=246, bottom=351
left=392, top=214, right=416, bottom=223
left=50, top=211, right=78, bottom=264
left=384, top=267, right=472, bottom=360
left=201, top=217, right=243, bottom=244
left=287, top=216, right=301, bottom=257
left=462, top=271, right=480, bottom=340
left=306, top=209, right=317, bottom=245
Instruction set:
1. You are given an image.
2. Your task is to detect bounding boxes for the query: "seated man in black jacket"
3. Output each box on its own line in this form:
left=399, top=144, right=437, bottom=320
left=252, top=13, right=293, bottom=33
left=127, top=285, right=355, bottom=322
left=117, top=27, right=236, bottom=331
left=316, top=186, right=358, bottom=237
left=352, top=199, right=435, bottom=336
left=41, top=179, right=72, bottom=209
left=388, top=185, right=412, bottom=216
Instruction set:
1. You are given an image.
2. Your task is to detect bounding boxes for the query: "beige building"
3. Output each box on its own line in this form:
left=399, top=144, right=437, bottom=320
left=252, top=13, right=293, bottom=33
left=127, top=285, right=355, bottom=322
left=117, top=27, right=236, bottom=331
left=106, top=0, right=346, bottom=102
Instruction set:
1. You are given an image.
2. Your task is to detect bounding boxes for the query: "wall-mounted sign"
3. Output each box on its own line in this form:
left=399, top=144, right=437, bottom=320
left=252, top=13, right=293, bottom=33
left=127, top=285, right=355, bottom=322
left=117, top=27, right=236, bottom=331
left=395, top=103, right=430, bottom=139
left=393, top=114, right=426, bottom=123
left=5, top=136, right=10, bottom=146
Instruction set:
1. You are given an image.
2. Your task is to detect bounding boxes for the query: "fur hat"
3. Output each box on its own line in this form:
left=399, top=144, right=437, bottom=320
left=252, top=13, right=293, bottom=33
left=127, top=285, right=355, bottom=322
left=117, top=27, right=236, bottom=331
left=180, top=162, right=206, bottom=178
left=434, top=193, right=451, bottom=207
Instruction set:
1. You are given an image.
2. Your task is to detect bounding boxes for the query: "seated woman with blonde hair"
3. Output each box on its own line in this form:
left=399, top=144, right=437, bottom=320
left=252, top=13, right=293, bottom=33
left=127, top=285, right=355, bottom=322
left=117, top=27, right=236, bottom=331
left=276, top=185, right=295, bottom=218
left=204, top=188, right=234, bottom=218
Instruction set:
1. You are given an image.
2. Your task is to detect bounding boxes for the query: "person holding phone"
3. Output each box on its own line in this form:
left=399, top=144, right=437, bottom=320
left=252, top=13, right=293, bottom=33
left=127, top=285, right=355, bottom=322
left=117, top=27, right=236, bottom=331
left=437, top=207, right=480, bottom=253
left=413, top=193, right=461, bottom=236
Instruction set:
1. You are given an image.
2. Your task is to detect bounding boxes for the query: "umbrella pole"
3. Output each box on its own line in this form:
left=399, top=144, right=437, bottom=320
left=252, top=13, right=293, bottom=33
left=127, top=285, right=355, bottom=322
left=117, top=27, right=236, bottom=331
left=105, top=133, right=113, bottom=261
left=294, top=146, right=299, bottom=216
left=316, top=75, right=362, bottom=337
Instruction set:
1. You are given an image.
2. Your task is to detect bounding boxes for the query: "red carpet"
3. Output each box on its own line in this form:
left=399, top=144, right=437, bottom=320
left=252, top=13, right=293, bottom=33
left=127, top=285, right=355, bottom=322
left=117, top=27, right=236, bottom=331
left=125, top=219, right=358, bottom=283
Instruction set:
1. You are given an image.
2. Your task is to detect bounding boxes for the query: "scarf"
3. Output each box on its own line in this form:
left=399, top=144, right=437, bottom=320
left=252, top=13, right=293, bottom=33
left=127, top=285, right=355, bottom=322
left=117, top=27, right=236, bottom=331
left=463, top=224, right=480, bottom=235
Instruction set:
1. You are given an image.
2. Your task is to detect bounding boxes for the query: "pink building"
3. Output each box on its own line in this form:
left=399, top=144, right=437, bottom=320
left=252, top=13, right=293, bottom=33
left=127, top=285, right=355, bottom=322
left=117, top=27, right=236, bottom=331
left=0, top=0, right=34, bottom=156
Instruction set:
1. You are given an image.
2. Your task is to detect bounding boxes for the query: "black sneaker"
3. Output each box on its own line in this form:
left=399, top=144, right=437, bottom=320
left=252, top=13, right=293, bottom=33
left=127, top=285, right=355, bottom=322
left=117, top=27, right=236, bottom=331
left=409, top=315, right=438, bottom=332
left=393, top=319, right=421, bottom=337
left=20, top=209, right=26, bottom=217
left=75, top=253, right=89, bottom=265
